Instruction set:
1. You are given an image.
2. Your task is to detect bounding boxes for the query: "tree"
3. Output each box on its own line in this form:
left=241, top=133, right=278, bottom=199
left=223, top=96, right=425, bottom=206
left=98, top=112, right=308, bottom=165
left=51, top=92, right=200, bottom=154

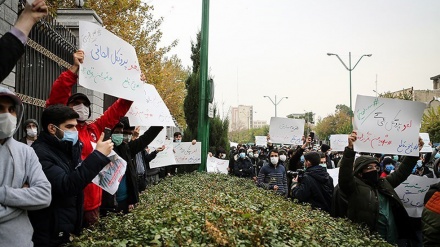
left=378, top=90, right=413, bottom=100
left=421, top=106, right=440, bottom=143
left=47, top=0, right=187, bottom=127
left=314, top=104, right=351, bottom=140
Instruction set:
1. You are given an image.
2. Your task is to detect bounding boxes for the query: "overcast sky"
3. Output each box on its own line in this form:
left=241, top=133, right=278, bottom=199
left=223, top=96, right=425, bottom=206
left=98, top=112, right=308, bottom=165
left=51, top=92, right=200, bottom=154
left=149, top=0, right=440, bottom=123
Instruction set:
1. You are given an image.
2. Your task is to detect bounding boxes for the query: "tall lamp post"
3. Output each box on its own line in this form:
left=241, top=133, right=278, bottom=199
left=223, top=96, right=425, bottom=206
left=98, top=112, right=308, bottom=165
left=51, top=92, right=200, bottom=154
left=327, top=52, right=372, bottom=115
left=263, top=95, right=288, bottom=117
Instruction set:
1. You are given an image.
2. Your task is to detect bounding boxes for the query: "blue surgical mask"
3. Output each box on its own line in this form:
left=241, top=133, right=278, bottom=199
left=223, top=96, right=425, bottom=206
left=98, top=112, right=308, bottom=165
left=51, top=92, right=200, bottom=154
left=435, top=153, right=440, bottom=159
left=300, top=155, right=305, bottom=162
left=320, top=164, right=327, bottom=169
left=393, top=155, right=399, bottom=161
left=54, top=125, right=78, bottom=145
left=239, top=153, right=246, bottom=159
left=112, top=134, right=123, bottom=146
left=175, top=139, right=181, bottom=143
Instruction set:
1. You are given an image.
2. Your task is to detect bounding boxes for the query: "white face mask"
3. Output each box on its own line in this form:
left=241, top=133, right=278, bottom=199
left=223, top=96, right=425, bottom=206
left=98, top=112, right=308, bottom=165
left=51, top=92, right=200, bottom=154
left=254, top=153, right=259, bottom=158
left=220, top=153, right=226, bottom=159
left=248, top=152, right=254, bottom=158
left=280, top=154, right=287, bottom=162
left=72, top=103, right=89, bottom=121
left=0, top=113, right=17, bottom=139
left=270, top=157, right=279, bottom=165
left=26, top=127, right=38, bottom=137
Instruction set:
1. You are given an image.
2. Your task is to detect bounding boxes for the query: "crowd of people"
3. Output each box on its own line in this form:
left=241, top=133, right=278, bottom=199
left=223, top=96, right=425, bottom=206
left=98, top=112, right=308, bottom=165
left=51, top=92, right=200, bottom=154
left=1, top=1, right=440, bottom=247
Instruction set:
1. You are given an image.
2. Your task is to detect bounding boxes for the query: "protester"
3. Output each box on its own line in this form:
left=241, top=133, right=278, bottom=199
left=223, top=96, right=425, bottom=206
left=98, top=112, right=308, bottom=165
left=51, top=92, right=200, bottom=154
left=19, top=118, right=38, bottom=146
left=143, top=146, right=165, bottom=188
left=338, top=131, right=422, bottom=245
left=45, top=50, right=134, bottom=226
left=0, top=87, right=51, bottom=246
left=232, top=146, right=254, bottom=178
left=426, top=158, right=440, bottom=178
left=257, top=149, right=288, bottom=196
left=422, top=181, right=440, bottom=246
left=291, top=151, right=334, bottom=212
left=1, top=0, right=48, bottom=82
left=29, top=104, right=113, bottom=246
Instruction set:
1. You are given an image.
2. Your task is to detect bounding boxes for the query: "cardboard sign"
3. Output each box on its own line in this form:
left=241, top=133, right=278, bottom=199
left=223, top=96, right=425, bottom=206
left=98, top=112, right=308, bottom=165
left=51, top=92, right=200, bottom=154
left=330, top=135, right=349, bottom=152
left=419, top=133, right=432, bottom=153
left=255, top=136, right=267, bottom=146
left=395, top=175, right=440, bottom=217
left=207, top=156, right=229, bottom=174
left=353, top=95, right=425, bottom=156
left=126, top=83, right=176, bottom=127
left=173, top=142, right=202, bottom=164
left=79, top=21, right=144, bottom=101
left=144, top=127, right=167, bottom=148
left=149, top=140, right=176, bottom=169
left=269, top=117, right=305, bottom=145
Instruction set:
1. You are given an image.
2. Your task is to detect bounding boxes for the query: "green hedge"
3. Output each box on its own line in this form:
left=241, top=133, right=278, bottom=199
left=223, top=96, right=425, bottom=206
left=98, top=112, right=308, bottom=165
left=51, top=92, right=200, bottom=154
left=72, top=173, right=391, bottom=247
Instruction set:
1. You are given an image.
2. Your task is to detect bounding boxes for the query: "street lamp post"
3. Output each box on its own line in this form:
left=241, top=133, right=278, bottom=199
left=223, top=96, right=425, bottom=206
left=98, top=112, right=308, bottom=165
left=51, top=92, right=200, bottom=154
left=327, top=52, right=372, bottom=115
left=263, top=95, right=288, bottom=117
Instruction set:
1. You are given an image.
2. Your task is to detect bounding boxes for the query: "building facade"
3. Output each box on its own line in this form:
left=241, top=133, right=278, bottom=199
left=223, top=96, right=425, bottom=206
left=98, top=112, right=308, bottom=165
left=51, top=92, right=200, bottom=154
left=228, top=105, right=254, bottom=131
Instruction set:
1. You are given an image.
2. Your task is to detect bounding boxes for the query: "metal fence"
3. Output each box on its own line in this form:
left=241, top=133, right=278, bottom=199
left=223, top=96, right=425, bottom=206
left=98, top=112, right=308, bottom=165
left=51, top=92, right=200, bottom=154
left=14, top=1, right=77, bottom=140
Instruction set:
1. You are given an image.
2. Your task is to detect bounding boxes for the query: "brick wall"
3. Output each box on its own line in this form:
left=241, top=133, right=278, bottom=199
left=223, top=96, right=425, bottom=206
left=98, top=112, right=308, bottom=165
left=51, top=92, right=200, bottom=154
left=0, top=0, right=18, bottom=90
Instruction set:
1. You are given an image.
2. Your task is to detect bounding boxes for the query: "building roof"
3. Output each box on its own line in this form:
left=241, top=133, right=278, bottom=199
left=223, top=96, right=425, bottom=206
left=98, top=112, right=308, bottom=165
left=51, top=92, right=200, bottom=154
left=430, top=75, right=440, bottom=80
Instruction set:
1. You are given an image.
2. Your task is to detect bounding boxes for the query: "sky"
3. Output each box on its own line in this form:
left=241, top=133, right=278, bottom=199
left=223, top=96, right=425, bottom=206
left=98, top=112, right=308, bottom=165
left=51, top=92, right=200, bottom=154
left=149, top=0, right=440, bottom=123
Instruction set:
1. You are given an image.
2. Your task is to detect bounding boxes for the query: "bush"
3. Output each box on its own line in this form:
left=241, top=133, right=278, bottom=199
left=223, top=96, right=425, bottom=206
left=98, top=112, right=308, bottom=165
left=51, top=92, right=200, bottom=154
left=72, top=173, right=391, bottom=247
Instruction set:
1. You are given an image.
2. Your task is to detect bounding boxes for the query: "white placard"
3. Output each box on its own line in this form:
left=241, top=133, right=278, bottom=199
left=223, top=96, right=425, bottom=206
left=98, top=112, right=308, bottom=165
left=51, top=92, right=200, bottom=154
left=327, top=167, right=340, bottom=187
left=230, top=142, right=238, bottom=147
left=79, top=21, right=144, bottom=101
left=125, top=83, right=176, bottom=127
left=145, top=127, right=167, bottom=148
left=173, top=142, right=202, bottom=164
left=149, top=140, right=176, bottom=168
left=269, top=117, right=305, bottom=145
left=419, top=133, right=432, bottom=153
left=90, top=142, right=127, bottom=195
left=353, top=95, right=426, bottom=156
left=395, top=175, right=440, bottom=217
left=255, top=136, right=267, bottom=146
left=207, top=156, right=229, bottom=174
left=330, top=135, right=349, bottom=152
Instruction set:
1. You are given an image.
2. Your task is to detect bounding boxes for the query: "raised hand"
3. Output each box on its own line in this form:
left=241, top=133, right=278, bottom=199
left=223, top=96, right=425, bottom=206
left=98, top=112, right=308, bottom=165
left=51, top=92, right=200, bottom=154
left=96, top=132, right=114, bottom=156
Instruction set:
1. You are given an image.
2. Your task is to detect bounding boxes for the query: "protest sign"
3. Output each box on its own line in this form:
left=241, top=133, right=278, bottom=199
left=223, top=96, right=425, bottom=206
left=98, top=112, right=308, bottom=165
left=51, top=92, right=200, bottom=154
left=174, top=142, right=202, bottom=164
left=269, top=117, right=305, bottom=145
left=327, top=168, right=340, bottom=187
left=330, top=135, right=349, bottom=152
left=79, top=21, right=143, bottom=101
left=90, top=142, right=127, bottom=195
left=126, top=83, right=176, bottom=127
left=145, top=127, right=167, bottom=148
left=353, top=95, right=426, bottom=156
left=394, top=175, right=440, bottom=218
left=149, top=140, right=176, bottom=169
left=255, top=136, right=267, bottom=146
left=230, top=142, right=238, bottom=147
left=419, top=133, right=432, bottom=153
left=207, top=156, right=229, bottom=174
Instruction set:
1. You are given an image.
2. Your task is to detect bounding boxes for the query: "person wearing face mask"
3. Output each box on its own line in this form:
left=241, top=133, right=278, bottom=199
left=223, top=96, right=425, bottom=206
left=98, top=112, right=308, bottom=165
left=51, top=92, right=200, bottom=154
left=232, top=147, right=254, bottom=178
left=101, top=118, right=163, bottom=216
left=291, top=151, right=334, bottom=212
left=0, top=87, right=51, bottom=246
left=19, top=118, right=39, bottom=146
left=29, top=104, right=114, bottom=246
left=215, top=147, right=227, bottom=160
left=45, top=50, right=135, bottom=226
left=257, top=149, right=288, bottom=196
left=339, top=131, right=422, bottom=245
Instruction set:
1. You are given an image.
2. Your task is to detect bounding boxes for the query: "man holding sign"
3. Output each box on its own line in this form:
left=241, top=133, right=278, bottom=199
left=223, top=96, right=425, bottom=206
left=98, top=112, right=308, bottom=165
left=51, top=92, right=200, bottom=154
left=46, top=51, right=134, bottom=226
left=338, top=131, right=423, bottom=245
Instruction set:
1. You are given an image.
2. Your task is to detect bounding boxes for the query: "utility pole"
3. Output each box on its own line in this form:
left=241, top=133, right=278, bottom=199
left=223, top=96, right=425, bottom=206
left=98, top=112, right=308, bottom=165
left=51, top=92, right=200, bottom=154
left=197, top=0, right=210, bottom=172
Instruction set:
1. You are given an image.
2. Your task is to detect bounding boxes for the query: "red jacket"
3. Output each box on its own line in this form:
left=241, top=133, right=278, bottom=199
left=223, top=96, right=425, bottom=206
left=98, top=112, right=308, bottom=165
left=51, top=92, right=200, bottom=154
left=46, top=70, right=133, bottom=211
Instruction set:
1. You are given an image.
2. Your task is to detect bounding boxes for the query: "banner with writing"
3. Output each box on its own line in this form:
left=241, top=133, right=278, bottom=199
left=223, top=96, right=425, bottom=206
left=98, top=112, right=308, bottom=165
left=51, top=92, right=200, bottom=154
left=419, top=133, right=432, bottom=153
left=269, top=117, right=305, bottom=145
left=207, top=156, right=229, bottom=174
left=126, top=83, right=176, bottom=127
left=149, top=140, right=176, bottom=169
left=79, top=21, right=144, bottom=101
left=330, top=135, right=349, bottom=152
left=230, top=142, right=238, bottom=147
left=327, top=168, right=340, bottom=187
left=144, top=127, right=167, bottom=148
left=173, top=142, right=202, bottom=164
left=395, top=175, right=440, bottom=217
left=353, top=95, right=426, bottom=156
left=255, top=136, right=267, bottom=146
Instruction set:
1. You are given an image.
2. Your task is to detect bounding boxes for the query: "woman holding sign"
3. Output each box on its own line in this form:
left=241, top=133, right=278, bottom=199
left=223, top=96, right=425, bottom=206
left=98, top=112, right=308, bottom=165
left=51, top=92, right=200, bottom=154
left=338, top=131, right=423, bottom=245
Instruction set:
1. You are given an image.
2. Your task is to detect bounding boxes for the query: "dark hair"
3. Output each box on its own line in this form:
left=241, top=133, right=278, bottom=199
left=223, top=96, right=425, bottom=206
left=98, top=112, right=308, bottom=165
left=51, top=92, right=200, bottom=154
left=41, top=104, right=79, bottom=132
left=304, top=151, right=321, bottom=166
left=269, top=149, right=279, bottom=156
left=174, top=132, right=182, bottom=138
left=318, top=151, right=326, bottom=159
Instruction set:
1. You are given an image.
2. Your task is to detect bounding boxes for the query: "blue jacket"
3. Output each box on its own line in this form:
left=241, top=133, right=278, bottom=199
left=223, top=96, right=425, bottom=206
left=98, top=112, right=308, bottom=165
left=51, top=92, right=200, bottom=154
left=257, top=163, right=288, bottom=196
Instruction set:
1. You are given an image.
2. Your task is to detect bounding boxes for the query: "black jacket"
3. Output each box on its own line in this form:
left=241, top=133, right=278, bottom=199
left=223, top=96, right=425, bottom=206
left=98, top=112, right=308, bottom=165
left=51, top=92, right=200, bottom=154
left=29, top=131, right=110, bottom=247
left=101, top=126, right=163, bottom=211
left=233, top=157, right=254, bottom=178
left=291, top=165, right=334, bottom=212
left=1, top=32, right=25, bottom=82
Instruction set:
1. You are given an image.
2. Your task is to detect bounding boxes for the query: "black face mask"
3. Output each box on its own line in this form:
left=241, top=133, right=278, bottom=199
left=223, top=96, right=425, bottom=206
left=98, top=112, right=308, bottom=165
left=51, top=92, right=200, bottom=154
left=362, top=170, right=379, bottom=185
